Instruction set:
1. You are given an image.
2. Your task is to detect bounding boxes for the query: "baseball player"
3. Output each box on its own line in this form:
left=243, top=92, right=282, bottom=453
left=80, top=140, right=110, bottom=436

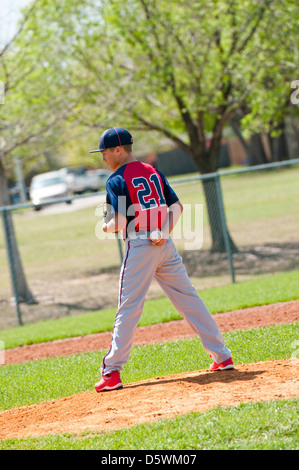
left=90, top=127, right=234, bottom=392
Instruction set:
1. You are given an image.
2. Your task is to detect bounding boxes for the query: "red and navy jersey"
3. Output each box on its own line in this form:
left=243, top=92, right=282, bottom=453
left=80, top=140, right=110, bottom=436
left=106, top=161, right=179, bottom=237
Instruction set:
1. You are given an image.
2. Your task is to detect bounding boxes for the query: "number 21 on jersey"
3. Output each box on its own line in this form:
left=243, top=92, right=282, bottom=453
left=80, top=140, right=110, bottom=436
left=132, top=174, right=166, bottom=210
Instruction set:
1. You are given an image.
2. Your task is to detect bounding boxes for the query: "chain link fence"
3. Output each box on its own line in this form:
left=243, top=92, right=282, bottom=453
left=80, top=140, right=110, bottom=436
left=176, top=160, right=299, bottom=286
left=1, top=159, right=299, bottom=327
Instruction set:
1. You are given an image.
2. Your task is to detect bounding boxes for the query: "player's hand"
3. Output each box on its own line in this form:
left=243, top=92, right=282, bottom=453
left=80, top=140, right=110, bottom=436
left=148, top=230, right=167, bottom=246
left=152, top=238, right=167, bottom=246
left=102, top=223, right=108, bottom=232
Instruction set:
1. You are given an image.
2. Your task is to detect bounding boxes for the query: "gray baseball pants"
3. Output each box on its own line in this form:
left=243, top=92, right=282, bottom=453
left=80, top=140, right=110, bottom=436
left=101, top=235, right=231, bottom=375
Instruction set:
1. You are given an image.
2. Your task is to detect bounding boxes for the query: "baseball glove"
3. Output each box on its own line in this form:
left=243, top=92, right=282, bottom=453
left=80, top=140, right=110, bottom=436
left=100, top=193, right=113, bottom=224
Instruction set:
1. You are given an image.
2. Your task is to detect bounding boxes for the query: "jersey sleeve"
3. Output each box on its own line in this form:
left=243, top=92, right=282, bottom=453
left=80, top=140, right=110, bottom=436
left=157, top=171, right=179, bottom=207
left=106, top=175, right=128, bottom=216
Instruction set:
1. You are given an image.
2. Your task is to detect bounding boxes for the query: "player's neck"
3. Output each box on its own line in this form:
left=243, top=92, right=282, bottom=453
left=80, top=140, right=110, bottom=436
left=117, top=154, right=136, bottom=170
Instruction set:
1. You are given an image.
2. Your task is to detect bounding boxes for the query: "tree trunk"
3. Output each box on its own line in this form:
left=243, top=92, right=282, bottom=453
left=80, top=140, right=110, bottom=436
left=192, top=143, right=238, bottom=254
left=229, top=114, right=269, bottom=166
left=248, top=133, right=268, bottom=165
left=269, top=121, right=290, bottom=162
left=202, top=176, right=238, bottom=253
left=229, top=117, right=251, bottom=162
left=0, top=158, right=37, bottom=305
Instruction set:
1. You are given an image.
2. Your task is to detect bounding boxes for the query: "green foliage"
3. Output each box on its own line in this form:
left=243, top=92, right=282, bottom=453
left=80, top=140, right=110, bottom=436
left=1, top=0, right=298, bottom=180
left=2, top=0, right=297, bottom=171
left=62, top=0, right=299, bottom=155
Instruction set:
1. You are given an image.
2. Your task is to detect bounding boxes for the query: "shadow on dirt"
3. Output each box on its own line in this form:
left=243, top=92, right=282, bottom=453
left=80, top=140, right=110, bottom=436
left=126, top=368, right=265, bottom=390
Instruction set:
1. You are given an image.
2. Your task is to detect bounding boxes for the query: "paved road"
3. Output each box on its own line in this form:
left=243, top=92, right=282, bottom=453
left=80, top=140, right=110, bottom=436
left=33, top=193, right=106, bottom=215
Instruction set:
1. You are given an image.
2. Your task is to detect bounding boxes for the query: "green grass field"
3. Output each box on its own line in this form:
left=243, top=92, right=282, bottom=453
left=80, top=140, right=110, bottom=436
left=172, top=165, right=299, bottom=251
left=0, top=165, right=298, bottom=449
left=1, top=322, right=298, bottom=410
left=1, top=399, right=298, bottom=450
left=0, top=165, right=298, bottom=294
left=1, top=269, right=298, bottom=349
left=0, top=322, right=298, bottom=449
left=0, top=269, right=298, bottom=449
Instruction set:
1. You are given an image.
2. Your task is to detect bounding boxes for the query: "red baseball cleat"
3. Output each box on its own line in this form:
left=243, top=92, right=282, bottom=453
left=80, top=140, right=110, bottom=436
left=95, top=371, right=123, bottom=392
left=209, top=357, right=234, bottom=371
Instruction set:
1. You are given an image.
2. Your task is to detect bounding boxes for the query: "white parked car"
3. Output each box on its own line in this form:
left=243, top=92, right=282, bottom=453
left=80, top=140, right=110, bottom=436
left=62, top=167, right=111, bottom=194
left=93, top=169, right=112, bottom=188
left=29, top=171, right=72, bottom=210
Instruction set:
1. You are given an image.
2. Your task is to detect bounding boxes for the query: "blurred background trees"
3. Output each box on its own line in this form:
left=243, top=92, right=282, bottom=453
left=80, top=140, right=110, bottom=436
left=50, top=0, right=298, bottom=251
left=1, top=0, right=299, bottom=249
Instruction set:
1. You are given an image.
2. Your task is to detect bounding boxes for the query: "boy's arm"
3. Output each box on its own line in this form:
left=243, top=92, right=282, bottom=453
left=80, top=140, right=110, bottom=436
left=151, top=200, right=183, bottom=246
left=102, top=213, right=127, bottom=234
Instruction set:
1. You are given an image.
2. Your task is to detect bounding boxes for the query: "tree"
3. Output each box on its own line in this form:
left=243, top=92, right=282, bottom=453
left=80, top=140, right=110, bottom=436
left=233, top=0, right=299, bottom=163
left=2, top=0, right=298, bottom=258
left=50, top=0, right=298, bottom=251
left=0, top=0, right=40, bottom=305
left=0, top=0, right=82, bottom=305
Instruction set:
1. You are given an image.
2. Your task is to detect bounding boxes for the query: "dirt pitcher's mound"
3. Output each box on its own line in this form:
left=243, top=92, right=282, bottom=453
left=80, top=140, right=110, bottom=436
left=4, top=300, right=299, bottom=365
left=0, top=359, right=298, bottom=440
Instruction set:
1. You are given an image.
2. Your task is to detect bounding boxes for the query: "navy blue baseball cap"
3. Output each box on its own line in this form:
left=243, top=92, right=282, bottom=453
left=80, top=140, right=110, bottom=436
left=89, top=127, right=133, bottom=153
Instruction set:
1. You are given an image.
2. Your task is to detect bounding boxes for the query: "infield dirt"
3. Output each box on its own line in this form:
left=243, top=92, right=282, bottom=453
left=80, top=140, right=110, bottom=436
left=0, top=300, right=298, bottom=440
